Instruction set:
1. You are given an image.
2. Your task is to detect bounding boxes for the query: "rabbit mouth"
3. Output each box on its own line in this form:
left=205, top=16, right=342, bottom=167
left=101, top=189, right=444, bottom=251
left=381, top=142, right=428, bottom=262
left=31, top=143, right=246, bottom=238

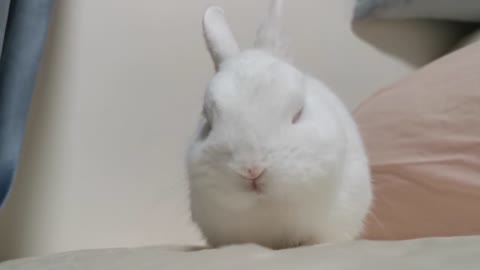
left=249, top=180, right=261, bottom=193
left=246, top=178, right=265, bottom=194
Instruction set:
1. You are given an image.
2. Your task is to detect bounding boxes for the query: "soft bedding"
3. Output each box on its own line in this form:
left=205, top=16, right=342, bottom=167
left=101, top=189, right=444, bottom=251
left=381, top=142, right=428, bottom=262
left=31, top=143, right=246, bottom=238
left=1, top=236, right=479, bottom=269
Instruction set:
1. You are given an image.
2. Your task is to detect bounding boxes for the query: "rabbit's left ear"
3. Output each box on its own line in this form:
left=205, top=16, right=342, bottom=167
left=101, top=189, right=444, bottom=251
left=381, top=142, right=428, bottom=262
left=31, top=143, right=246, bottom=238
left=203, top=6, right=240, bottom=71
left=254, top=0, right=287, bottom=57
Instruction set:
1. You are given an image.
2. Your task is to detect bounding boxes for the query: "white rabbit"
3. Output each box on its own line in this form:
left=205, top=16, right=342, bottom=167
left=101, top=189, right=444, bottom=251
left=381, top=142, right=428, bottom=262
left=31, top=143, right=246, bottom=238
left=186, top=0, right=372, bottom=249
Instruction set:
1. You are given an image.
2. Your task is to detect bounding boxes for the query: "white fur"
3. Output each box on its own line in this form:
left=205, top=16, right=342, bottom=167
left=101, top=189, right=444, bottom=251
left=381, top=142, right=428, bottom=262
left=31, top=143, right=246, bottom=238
left=186, top=0, right=372, bottom=249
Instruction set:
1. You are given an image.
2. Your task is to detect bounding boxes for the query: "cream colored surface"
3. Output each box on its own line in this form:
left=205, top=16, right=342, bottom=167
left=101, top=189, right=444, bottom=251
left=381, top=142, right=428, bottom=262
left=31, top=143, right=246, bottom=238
left=2, top=236, right=480, bottom=269
left=0, top=0, right=465, bottom=260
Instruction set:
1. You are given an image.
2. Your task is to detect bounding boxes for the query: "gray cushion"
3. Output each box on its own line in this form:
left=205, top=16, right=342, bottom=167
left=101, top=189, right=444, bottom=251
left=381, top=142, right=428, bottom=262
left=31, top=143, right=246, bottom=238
left=354, top=0, right=480, bottom=22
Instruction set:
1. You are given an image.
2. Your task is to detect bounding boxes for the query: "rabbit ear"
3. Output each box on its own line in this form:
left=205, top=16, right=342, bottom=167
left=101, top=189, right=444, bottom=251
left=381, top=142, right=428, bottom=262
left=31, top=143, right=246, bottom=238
left=203, top=6, right=240, bottom=71
left=254, top=0, right=287, bottom=56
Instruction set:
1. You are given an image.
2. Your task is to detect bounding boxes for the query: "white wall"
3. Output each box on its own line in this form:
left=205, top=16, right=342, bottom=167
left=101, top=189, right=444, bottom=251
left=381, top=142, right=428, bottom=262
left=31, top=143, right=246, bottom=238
left=0, top=0, right=464, bottom=259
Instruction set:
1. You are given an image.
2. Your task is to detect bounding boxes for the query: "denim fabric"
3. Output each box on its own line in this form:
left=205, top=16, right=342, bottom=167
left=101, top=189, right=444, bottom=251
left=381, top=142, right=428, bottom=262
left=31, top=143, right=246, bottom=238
left=0, top=0, right=53, bottom=207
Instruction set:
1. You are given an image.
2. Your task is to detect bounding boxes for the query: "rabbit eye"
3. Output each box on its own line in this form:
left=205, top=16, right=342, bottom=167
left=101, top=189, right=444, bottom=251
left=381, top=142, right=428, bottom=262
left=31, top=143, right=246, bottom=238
left=292, top=108, right=303, bottom=124
left=199, top=121, right=212, bottom=140
left=200, top=109, right=212, bottom=140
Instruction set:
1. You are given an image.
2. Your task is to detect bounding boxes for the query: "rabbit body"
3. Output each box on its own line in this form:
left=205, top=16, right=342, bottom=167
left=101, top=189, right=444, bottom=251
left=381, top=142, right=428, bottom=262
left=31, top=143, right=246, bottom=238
left=186, top=1, right=372, bottom=249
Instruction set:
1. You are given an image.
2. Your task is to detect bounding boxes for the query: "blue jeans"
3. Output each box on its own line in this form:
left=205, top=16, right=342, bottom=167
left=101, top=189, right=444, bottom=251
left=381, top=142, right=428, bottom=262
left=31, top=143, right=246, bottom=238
left=0, top=0, right=53, bottom=207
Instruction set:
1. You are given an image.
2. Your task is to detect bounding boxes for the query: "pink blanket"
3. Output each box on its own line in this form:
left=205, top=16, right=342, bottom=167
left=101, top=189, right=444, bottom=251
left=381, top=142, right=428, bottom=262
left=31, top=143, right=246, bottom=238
left=355, top=41, right=480, bottom=240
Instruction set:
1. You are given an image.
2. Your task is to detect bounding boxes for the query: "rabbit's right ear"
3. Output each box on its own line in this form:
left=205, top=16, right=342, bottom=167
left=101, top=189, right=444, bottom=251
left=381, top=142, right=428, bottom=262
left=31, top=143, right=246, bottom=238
left=203, top=6, right=240, bottom=71
left=254, top=0, right=287, bottom=57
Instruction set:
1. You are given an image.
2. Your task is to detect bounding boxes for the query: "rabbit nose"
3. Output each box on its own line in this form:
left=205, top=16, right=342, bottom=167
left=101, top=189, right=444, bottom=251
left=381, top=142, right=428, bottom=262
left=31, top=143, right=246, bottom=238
left=244, top=166, right=265, bottom=181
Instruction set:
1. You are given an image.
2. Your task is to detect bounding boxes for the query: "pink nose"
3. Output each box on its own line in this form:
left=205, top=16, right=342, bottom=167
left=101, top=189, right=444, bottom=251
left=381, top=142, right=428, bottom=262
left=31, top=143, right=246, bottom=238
left=244, top=166, right=265, bottom=181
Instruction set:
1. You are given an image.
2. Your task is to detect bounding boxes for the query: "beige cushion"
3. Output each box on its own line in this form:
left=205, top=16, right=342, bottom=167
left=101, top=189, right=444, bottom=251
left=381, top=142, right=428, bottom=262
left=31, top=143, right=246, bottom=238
left=355, top=41, right=480, bottom=240
left=1, top=236, right=480, bottom=269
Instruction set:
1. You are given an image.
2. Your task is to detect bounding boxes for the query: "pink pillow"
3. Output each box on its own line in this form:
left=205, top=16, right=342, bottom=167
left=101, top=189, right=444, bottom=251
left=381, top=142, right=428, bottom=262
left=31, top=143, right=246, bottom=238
left=355, top=42, right=480, bottom=240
